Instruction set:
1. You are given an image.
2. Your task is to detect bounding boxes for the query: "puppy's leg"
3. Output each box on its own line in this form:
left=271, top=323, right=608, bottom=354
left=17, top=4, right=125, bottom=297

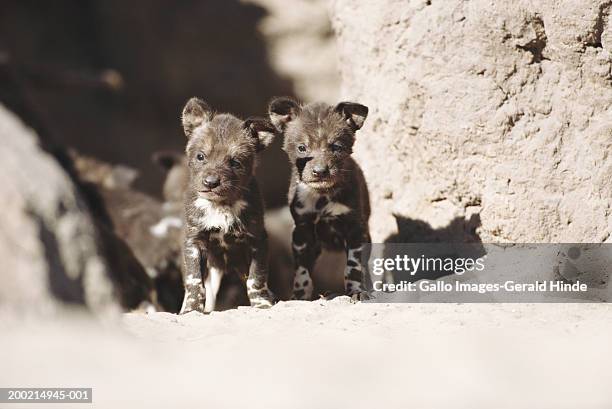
left=292, top=222, right=318, bottom=300
left=344, top=226, right=370, bottom=300
left=180, top=238, right=206, bottom=314
left=247, top=234, right=274, bottom=308
left=204, top=265, right=223, bottom=312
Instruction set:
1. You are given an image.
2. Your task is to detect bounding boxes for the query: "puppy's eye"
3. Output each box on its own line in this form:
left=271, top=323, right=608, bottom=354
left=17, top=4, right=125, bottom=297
left=196, top=153, right=205, bottom=162
left=229, top=158, right=241, bottom=168
left=330, top=143, right=343, bottom=153
left=297, top=144, right=307, bottom=153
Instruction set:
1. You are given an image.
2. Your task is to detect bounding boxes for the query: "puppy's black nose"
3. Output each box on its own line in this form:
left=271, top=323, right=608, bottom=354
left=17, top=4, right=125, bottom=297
left=203, top=175, right=220, bottom=189
left=312, top=165, right=329, bottom=178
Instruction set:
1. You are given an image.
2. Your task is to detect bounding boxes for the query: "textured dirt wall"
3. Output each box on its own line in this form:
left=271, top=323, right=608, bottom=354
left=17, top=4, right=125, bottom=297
left=331, top=0, right=612, bottom=243
left=244, top=0, right=340, bottom=103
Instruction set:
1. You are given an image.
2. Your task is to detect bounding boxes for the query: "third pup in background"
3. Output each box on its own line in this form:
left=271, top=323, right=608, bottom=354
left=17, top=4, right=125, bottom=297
left=269, top=97, right=371, bottom=300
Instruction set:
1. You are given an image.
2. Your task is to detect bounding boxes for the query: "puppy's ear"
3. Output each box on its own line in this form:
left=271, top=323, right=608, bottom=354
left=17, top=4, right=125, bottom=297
left=152, top=150, right=183, bottom=172
left=244, top=117, right=276, bottom=152
left=335, top=102, right=369, bottom=131
left=181, top=97, right=212, bottom=138
left=109, top=165, right=139, bottom=189
left=268, top=97, right=301, bottom=132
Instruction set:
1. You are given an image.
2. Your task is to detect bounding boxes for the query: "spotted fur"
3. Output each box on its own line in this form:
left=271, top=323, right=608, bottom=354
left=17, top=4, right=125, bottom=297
left=269, top=98, right=371, bottom=300
left=179, top=97, right=276, bottom=313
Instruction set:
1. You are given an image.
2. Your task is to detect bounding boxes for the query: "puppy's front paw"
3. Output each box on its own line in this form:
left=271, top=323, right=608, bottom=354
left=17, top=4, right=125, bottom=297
left=291, top=291, right=311, bottom=301
left=320, top=291, right=343, bottom=301
left=249, top=291, right=274, bottom=309
left=179, top=304, right=205, bottom=314
left=349, top=290, right=370, bottom=302
left=345, top=281, right=369, bottom=302
left=251, top=298, right=273, bottom=309
left=247, top=281, right=275, bottom=308
left=179, top=294, right=205, bottom=314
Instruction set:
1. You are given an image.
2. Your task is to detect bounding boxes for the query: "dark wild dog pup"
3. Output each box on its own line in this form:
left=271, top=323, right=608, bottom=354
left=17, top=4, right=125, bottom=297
left=269, top=97, right=371, bottom=300
left=180, top=97, right=276, bottom=313
left=152, top=150, right=188, bottom=206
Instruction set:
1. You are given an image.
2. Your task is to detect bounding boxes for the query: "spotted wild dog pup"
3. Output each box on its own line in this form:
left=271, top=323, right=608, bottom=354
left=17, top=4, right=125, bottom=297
left=269, top=97, right=371, bottom=301
left=180, top=97, right=276, bottom=313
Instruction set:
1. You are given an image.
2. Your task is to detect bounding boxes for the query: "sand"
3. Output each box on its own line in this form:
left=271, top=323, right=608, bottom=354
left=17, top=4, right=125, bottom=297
left=2, top=299, right=612, bottom=408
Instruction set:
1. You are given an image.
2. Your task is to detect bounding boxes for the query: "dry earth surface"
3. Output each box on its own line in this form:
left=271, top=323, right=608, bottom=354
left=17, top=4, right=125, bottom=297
left=2, top=299, right=612, bottom=408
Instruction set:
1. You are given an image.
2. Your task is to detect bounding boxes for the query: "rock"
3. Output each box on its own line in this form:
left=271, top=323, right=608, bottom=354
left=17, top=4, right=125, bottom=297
left=0, top=105, right=119, bottom=317
left=330, top=0, right=612, bottom=242
left=0, top=105, right=160, bottom=316
left=244, top=0, right=340, bottom=103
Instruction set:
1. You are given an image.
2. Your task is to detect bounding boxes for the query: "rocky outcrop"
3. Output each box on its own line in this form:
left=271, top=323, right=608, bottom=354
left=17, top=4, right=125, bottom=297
left=331, top=0, right=612, bottom=243
left=0, top=105, right=119, bottom=316
left=245, top=0, right=340, bottom=103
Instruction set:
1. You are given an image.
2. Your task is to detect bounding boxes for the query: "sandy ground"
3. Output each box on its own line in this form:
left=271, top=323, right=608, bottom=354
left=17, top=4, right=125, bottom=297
left=2, top=299, right=612, bottom=408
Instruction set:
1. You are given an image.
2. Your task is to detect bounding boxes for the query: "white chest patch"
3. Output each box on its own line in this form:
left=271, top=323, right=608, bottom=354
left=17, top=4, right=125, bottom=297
left=193, top=198, right=247, bottom=233
left=323, top=202, right=351, bottom=217
left=295, top=183, right=351, bottom=218
left=295, top=183, right=319, bottom=216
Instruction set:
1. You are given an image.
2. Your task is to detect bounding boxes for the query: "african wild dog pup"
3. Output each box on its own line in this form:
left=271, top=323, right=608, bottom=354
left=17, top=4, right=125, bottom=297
left=269, top=97, right=371, bottom=300
left=180, top=97, right=276, bottom=313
